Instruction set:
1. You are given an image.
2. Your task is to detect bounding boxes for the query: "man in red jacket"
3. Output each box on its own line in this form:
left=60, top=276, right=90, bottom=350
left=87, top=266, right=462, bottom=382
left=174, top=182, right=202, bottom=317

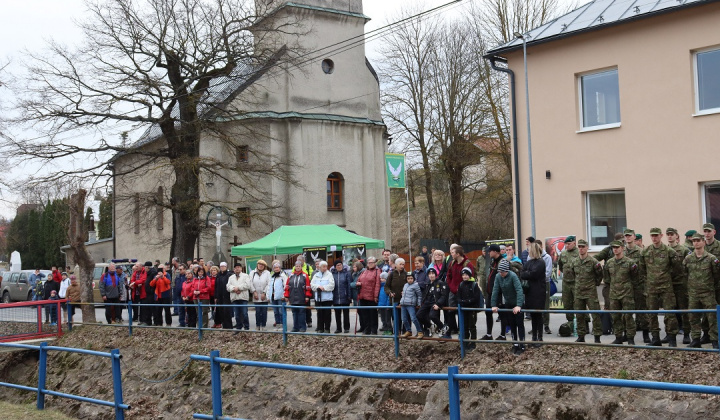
left=129, top=263, right=148, bottom=325
left=445, top=246, right=475, bottom=335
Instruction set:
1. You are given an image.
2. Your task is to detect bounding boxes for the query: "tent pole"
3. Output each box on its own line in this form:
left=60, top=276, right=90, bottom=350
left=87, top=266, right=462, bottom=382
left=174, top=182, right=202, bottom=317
left=406, top=187, right=412, bottom=264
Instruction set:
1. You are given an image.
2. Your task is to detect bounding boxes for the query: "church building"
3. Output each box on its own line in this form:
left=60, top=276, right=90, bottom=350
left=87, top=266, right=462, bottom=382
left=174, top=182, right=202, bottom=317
left=112, top=0, right=391, bottom=262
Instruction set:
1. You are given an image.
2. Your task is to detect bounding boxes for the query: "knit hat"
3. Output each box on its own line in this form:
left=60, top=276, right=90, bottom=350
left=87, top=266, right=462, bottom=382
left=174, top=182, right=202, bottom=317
left=498, top=260, right=510, bottom=272
left=144, top=261, right=153, bottom=267
left=461, top=267, right=473, bottom=277
left=488, top=244, right=501, bottom=253
left=427, top=267, right=437, bottom=275
left=333, top=259, right=344, bottom=267
left=70, top=275, right=76, bottom=280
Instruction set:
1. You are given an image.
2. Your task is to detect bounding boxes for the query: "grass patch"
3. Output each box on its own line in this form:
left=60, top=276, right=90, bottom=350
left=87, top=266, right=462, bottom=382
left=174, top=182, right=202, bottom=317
left=0, top=401, right=74, bottom=420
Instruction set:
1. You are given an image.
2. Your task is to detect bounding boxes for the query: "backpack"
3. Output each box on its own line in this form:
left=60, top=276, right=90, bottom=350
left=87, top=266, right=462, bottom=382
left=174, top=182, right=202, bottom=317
left=559, top=322, right=573, bottom=337
left=35, top=281, right=45, bottom=297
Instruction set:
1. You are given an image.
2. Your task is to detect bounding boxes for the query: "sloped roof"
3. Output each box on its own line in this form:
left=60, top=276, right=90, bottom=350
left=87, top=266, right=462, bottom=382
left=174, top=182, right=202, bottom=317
left=486, top=0, right=717, bottom=56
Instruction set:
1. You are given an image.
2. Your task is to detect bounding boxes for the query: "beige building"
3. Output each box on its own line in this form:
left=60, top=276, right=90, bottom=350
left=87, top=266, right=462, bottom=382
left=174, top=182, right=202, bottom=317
left=112, top=0, right=391, bottom=262
left=485, top=0, right=720, bottom=250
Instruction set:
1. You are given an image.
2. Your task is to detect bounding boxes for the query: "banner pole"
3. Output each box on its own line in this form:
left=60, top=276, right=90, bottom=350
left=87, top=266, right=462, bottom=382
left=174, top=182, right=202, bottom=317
left=406, top=187, right=412, bottom=263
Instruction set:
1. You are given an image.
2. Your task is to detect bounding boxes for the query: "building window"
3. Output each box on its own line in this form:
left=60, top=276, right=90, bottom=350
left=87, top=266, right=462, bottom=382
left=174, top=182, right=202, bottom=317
left=580, top=69, right=621, bottom=129
left=695, top=48, right=720, bottom=114
left=322, top=59, right=335, bottom=74
left=237, top=145, right=249, bottom=163
left=586, top=190, right=626, bottom=248
left=327, top=172, right=343, bottom=210
left=237, top=207, right=251, bottom=227
left=703, top=183, right=720, bottom=240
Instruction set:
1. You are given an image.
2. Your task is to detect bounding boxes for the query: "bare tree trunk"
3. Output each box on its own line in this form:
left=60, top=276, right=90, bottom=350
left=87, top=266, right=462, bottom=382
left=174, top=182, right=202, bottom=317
left=68, top=189, right=96, bottom=323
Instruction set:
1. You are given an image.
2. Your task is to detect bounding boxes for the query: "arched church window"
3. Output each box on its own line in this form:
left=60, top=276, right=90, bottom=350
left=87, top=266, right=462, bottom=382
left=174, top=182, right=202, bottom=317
left=327, top=173, right=343, bottom=210
left=322, top=59, right=334, bottom=74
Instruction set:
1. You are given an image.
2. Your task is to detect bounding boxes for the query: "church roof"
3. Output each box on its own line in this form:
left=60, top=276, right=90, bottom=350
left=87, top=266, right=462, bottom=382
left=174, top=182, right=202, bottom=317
left=486, top=0, right=716, bottom=56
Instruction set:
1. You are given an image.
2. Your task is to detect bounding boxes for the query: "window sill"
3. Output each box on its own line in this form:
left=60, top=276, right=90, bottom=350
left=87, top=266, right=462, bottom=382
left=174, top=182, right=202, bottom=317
left=327, top=208, right=344, bottom=212
left=693, top=108, right=720, bottom=117
left=576, top=122, right=621, bottom=133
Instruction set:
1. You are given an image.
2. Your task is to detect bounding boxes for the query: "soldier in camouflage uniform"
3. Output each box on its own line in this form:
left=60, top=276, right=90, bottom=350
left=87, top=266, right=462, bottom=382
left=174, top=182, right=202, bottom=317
left=557, top=236, right=579, bottom=324
left=623, top=229, right=650, bottom=343
left=684, top=230, right=697, bottom=249
left=700, top=223, right=720, bottom=343
left=665, top=227, right=691, bottom=344
left=639, top=227, right=679, bottom=347
left=684, top=232, right=719, bottom=349
left=594, top=233, right=625, bottom=312
left=570, top=239, right=603, bottom=343
left=604, top=240, right=638, bottom=345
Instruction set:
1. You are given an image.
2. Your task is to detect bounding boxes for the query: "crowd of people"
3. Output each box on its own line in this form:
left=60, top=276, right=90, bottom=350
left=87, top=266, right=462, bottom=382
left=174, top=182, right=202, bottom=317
left=26, top=223, right=720, bottom=354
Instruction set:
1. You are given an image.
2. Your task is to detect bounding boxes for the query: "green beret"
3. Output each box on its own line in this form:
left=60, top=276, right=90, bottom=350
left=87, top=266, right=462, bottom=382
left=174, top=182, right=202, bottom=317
left=666, top=227, right=678, bottom=234
left=623, top=229, right=635, bottom=236
left=649, top=227, right=662, bottom=235
left=703, top=223, right=715, bottom=231
left=692, top=232, right=704, bottom=240
left=577, top=239, right=588, bottom=246
left=564, top=235, right=576, bottom=243
left=635, top=234, right=643, bottom=239
left=610, top=240, right=623, bottom=247
left=685, top=230, right=697, bottom=237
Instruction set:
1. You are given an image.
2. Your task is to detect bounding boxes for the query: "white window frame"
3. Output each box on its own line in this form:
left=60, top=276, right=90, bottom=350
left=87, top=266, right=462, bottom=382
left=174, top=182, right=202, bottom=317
left=586, top=190, right=626, bottom=252
left=577, top=68, right=622, bottom=132
left=693, top=46, right=720, bottom=117
left=701, top=181, right=720, bottom=225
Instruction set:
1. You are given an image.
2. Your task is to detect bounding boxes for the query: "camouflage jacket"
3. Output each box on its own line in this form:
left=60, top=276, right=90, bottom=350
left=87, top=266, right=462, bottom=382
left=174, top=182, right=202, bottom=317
left=668, top=243, right=691, bottom=285
left=558, top=247, right=579, bottom=284
left=593, top=245, right=613, bottom=264
left=624, top=244, right=645, bottom=284
left=571, top=255, right=603, bottom=298
left=604, top=256, right=638, bottom=300
left=705, top=238, right=720, bottom=258
left=639, top=243, right=676, bottom=287
left=683, top=251, right=720, bottom=296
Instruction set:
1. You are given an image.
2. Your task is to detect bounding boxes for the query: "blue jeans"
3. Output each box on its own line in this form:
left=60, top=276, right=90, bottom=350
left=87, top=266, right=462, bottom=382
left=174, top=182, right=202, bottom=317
left=402, top=305, right=422, bottom=334
left=272, top=299, right=284, bottom=325
left=291, top=308, right=306, bottom=332
left=172, top=288, right=181, bottom=314
left=178, top=300, right=187, bottom=327
left=255, top=302, right=268, bottom=328
left=232, top=300, right=249, bottom=330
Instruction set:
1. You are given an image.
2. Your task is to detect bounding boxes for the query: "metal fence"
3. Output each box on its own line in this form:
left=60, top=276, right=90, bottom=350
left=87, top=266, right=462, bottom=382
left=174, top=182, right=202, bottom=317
left=0, top=299, right=66, bottom=343
left=188, top=351, right=720, bottom=420
left=66, top=301, right=720, bottom=359
left=0, top=341, right=128, bottom=419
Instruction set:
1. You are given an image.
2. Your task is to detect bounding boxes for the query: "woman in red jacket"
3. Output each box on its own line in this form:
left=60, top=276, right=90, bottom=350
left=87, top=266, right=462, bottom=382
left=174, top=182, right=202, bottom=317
left=208, top=266, right=220, bottom=328
left=181, top=273, right=197, bottom=328
left=129, top=263, right=148, bottom=325
left=193, top=267, right=212, bottom=328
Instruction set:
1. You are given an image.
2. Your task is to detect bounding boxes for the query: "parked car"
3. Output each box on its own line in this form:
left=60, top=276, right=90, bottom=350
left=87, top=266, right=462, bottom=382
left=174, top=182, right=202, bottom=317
left=1, top=270, right=52, bottom=303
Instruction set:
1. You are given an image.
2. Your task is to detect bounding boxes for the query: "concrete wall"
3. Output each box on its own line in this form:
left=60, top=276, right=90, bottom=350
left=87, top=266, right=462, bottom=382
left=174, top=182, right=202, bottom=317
left=503, top=2, right=720, bottom=250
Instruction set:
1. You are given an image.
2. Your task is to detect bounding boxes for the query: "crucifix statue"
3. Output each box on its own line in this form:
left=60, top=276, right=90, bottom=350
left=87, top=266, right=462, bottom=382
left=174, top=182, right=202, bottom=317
left=206, top=206, right=232, bottom=264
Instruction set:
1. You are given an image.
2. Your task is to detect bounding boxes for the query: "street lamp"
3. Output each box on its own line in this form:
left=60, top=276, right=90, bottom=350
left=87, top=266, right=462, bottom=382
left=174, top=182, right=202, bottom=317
left=514, top=31, right=536, bottom=238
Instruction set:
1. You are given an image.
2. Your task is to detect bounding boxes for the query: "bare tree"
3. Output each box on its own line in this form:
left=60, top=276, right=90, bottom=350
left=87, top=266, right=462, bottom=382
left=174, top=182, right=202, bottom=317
left=68, top=189, right=96, bottom=323
left=474, top=0, right=572, bottom=45
left=4, top=0, right=302, bottom=262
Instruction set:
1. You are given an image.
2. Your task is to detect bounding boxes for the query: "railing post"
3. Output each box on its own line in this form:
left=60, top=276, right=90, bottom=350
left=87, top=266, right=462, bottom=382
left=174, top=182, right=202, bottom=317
left=458, top=303, right=465, bottom=359
left=447, top=365, right=461, bottom=420
left=393, top=303, right=400, bottom=359
left=111, top=349, right=126, bottom=420
left=37, top=341, right=48, bottom=410
left=282, top=301, right=288, bottom=347
left=57, top=301, right=62, bottom=336
left=197, top=300, right=203, bottom=341
left=37, top=302, right=43, bottom=334
left=127, top=301, right=133, bottom=336
left=67, top=302, right=73, bottom=332
left=210, top=350, right=223, bottom=419
left=716, top=305, right=720, bottom=355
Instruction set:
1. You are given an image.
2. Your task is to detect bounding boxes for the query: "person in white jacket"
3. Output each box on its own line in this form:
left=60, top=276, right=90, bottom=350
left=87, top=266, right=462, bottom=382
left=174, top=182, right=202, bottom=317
left=311, top=261, right=335, bottom=333
left=250, top=260, right=272, bottom=331
left=269, top=261, right=288, bottom=330
left=227, top=263, right=254, bottom=331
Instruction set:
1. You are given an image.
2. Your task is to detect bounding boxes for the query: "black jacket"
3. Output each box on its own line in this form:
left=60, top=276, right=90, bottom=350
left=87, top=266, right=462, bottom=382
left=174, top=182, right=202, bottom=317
left=145, top=267, right=158, bottom=300
left=520, top=258, right=546, bottom=309
left=422, top=278, right=449, bottom=307
left=457, top=280, right=482, bottom=308
left=214, top=270, right=232, bottom=304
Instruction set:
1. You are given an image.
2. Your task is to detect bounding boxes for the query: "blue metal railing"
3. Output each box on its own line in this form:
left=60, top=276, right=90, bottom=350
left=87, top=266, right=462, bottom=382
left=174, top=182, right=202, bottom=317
left=66, top=302, right=720, bottom=360
left=0, top=342, right=129, bottom=419
left=188, top=352, right=720, bottom=420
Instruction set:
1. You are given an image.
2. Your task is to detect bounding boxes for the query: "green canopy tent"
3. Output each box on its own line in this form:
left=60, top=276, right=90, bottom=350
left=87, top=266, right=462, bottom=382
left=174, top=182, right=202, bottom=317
left=230, top=224, right=386, bottom=257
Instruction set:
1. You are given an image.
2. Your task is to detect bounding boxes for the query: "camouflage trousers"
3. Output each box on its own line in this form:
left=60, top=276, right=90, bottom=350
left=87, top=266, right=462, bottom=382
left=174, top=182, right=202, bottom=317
left=646, top=284, right=678, bottom=335
left=689, top=293, right=718, bottom=341
left=672, top=281, right=689, bottom=333
left=562, top=281, right=575, bottom=323
left=575, top=296, right=602, bottom=336
left=700, top=288, right=720, bottom=335
left=632, top=280, right=649, bottom=331
left=610, top=295, right=636, bottom=337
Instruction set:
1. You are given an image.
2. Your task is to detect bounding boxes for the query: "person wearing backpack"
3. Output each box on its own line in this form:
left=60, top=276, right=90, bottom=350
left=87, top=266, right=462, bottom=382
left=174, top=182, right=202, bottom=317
left=491, top=260, right=526, bottom=355
left=457, top=267, right=483, bottom=351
